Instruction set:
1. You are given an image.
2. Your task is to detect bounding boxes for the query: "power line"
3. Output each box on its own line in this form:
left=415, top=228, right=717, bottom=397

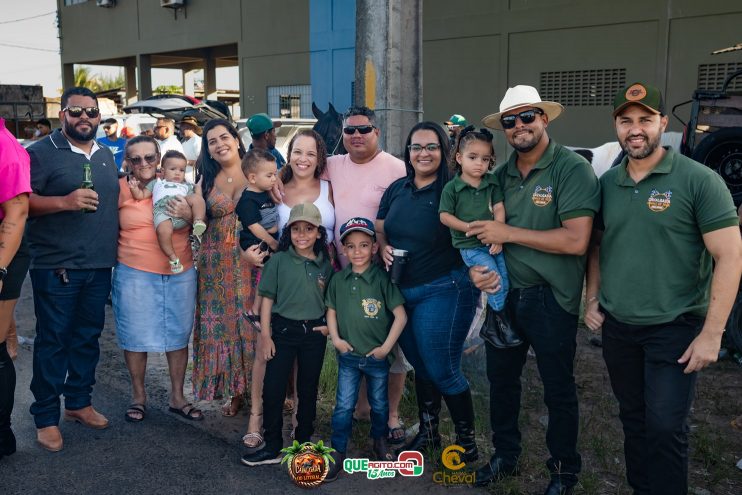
left=0, top=11, right=56, bottom=25
left=0, top=42, right=58, bottom=53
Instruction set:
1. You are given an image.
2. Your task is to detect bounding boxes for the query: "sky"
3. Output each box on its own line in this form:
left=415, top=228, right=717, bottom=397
left=0, top=0, right=237, bottom=97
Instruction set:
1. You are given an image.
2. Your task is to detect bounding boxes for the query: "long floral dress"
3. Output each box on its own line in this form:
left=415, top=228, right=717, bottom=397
left=192, top=187, right=256, bottom=400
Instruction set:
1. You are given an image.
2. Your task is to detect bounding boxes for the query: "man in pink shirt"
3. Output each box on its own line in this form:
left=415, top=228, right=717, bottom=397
left=322, top=106, right=409, bottom=446
left=324, top=107, right=406, bottom=267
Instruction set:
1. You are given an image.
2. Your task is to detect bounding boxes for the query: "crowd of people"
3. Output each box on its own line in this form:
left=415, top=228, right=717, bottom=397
left=0, top=81, right=740, bottom=495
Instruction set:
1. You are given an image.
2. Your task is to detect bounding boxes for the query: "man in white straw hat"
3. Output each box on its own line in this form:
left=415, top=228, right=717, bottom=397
left=467, top=85, right=600, bottom=494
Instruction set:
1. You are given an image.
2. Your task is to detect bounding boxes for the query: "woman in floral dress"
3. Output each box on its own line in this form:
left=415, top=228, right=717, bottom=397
left=192, top=119, right=257, bottom=414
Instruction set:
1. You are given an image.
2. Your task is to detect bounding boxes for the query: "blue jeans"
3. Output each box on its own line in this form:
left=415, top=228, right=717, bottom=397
left=485, top=285, right=581, bottom=485
left=397, top=266, right=478, bottom=395
left=460, top=246, right=509, bottom=311
left=330, top=352, right=390, bottom=453
left=29, top=268, right=112, bottom=428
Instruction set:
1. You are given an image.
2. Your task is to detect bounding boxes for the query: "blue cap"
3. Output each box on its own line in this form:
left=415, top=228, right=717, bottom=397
left=339, top=217, right=376, bottom=241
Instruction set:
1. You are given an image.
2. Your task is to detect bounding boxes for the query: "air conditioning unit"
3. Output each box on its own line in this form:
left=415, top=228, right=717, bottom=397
left=96, top=0, right=115, bottom=7
left=161, top=0, right=185, bottom=7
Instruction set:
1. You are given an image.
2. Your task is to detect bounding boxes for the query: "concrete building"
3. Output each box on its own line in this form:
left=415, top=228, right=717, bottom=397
left=58, top=0, right=742, bottom=150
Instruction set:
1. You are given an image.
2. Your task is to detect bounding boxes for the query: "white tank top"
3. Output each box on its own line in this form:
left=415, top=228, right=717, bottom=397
left=277, top=179, right=335, bottom=243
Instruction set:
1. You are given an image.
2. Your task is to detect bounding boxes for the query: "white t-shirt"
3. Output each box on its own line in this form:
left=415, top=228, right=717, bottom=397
left=182, top=135, right=201, bottom=161
left=277, top=179, right=335, bottom=242
left=156, top=136, right=184, bottom=156
left=151, top=178, right=192, bottom=205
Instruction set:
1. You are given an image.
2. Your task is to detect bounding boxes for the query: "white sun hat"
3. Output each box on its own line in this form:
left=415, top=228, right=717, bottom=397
left=482, top=85, right=564, bottom=130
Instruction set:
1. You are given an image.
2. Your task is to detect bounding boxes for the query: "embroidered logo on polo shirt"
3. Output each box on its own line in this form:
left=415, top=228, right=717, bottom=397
left=316, top=273, right=327, bottom=292
left=532, top=185, right=553, bottom=207
left=647, top=189, right=672, bottom=212
left=361, top=298, right=382, bottom=319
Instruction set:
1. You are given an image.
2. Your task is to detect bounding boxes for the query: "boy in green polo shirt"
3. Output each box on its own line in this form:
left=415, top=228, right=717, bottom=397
left=440, top=126, right=509, bottom=312
left=324, top=217, right=407, bottom=482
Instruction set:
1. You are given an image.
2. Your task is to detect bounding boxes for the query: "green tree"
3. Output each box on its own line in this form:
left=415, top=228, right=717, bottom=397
left=153, top=85, right=184, bottom=95
left=73, top=66, right=101, bottom=92
left=97, top=71, right=125, bottom=91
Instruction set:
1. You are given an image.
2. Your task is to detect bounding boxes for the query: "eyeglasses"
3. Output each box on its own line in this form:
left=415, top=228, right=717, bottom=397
left=126, top=154, right=159, bottom=166
left=62, top=106, right=100, bottom=118
left=408, top=143, right=441, bottom=153
left=500, top=109, right=544, bottom=129
left=343, top=125, right=376, bottom=135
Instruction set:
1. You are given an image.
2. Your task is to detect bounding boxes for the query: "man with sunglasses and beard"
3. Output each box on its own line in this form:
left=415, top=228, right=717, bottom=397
left=584, top=83, right=740, bottom=495
left=25, top=87, right=119, bottom=452
left=467, top=85, right=600, bottom=495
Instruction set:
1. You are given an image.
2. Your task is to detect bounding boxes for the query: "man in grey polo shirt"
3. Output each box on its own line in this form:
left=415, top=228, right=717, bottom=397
left=26, top=86, right=119, bottom=452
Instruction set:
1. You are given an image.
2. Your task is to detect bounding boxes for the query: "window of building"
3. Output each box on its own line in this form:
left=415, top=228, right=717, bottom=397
left=267, top=85, right=312, bottom=119
left=64, top=0, right=89, bottom=5
left=697, top=62, right=742, bottom=91
left=540, top=68, right=626, bottom=106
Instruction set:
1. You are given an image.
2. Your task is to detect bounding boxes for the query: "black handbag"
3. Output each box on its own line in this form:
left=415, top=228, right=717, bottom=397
left=479, top=300, right=523, bottom=349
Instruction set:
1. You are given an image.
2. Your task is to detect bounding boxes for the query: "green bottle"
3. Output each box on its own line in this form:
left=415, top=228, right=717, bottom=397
left=81, top=163, right=94, bottom=213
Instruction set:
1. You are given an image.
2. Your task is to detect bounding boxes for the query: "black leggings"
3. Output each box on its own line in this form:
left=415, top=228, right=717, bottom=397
left=0, top=341, right=16, bottom=457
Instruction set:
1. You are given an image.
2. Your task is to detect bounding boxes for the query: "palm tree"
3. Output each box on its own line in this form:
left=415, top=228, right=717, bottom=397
left=73, top=66, right=101, bottom=92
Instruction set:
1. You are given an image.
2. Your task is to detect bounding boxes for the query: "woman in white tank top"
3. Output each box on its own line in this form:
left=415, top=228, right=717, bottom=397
left=243, top=129, right=335, bottom=449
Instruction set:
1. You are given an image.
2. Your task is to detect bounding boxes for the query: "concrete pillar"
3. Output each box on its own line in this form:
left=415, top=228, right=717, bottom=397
left=355, top=0, right=422, bottom=158
left=203, top=49, right=217, bottom=100
left=62, top=63, right=75, bottom=90
left=183, top=69, right=197, bottom=97
left=125, top=63, right=137, bottom=104
left=136, top=54, right=152, bottom=100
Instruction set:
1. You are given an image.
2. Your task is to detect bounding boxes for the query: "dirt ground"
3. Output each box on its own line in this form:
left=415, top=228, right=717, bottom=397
left=9, top=275, right=742, bottom=494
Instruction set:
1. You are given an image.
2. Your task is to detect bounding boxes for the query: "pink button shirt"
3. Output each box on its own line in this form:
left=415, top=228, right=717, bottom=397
left=0, top=118, right=32, bottom=221
left=324, top=150, right=405, bottom=266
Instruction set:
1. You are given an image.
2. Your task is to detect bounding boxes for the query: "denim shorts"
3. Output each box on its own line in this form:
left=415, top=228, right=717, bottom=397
left=111, top=262, right=197, bottom=352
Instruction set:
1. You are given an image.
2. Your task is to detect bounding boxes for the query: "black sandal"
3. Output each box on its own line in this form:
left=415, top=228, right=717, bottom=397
left=125, top=403, right=146, bottom=423
left=168, top=403, right=204, bottom=421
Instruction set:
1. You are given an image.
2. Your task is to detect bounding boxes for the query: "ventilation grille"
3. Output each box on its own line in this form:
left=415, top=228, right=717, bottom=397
left=697, top=63, right=742, bottom=91
left=267, top=85, right=312, bottom=119
left=540, top=68, right=626, bottom=106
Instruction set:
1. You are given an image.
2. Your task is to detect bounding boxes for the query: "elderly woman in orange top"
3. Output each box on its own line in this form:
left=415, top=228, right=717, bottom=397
left=111, top=135, right=202, bottom=422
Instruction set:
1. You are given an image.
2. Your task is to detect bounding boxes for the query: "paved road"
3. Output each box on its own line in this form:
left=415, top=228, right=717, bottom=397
left=2, top=278, right=450, bottom=495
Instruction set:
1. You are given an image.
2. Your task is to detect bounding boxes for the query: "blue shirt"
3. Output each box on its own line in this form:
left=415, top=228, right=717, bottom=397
left=249, top=143, right=286, bottom=169
left=98, top=136, right=127, bottom=170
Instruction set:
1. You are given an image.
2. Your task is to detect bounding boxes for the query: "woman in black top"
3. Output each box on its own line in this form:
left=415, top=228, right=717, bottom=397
left=376, top=121, right=479, bottom=461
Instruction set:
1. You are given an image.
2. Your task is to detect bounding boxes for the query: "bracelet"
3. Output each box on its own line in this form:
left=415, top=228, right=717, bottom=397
left=586, top=296, right=598, bottom=304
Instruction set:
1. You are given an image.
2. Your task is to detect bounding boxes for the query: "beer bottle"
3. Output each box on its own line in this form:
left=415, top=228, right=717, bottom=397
left=81, top=163, right=94, bottom=213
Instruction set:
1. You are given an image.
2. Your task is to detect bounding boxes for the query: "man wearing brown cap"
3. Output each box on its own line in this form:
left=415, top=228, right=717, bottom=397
left=584, top=82, right=741, bottom=494
left=468, top=85, right=600, bottom=494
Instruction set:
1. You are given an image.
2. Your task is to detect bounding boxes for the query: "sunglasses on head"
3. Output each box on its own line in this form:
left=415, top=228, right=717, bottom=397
left=343, top=125, right=376, bottom=135
left=63, top=106, right=100, bottom=118
left=408, top=143, right=441, bottom=153
left=500, top=109, right=544, bottom=129
left=127, top=154, right=159, bottom=166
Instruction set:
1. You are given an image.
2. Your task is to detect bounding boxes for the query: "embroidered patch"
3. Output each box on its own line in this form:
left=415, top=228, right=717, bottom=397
left=625, top=84, right=647, bottom=101
left=316, top=273, right=327, bottom=292
left=646, top=189, right=672, bottom=212
left=532, top=185, right=553, bottom=207
left=362, top=298, right=381, bottom=319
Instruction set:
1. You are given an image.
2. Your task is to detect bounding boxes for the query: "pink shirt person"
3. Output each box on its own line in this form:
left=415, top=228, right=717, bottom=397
left=0, top=118, right=32, bottom=221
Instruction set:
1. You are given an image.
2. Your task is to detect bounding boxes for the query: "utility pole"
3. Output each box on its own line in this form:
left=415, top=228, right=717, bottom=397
left=355, top=0, right=423, bottom=158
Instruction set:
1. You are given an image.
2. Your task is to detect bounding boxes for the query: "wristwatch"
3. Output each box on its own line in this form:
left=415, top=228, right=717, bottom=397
left=0, top=266, right=7, bottom=282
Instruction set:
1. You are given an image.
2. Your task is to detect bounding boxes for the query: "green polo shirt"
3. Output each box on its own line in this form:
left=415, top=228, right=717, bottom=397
left=325, top=263, right=405, bottom=363
left=597, top=148, right=738, bottom=325
left=258, top=247, right=334, bottom=321
left=439, top=172, right=505, bottom=249
left=495, top=140, right=600, bottom=315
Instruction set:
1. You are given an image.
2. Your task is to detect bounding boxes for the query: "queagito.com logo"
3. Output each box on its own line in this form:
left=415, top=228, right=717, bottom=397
left=433, top=445, right=475, bottom=485
left=343, top=450, right=424, bottom=479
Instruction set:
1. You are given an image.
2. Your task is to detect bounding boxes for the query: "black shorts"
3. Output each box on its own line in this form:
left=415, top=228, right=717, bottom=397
left=0, top=235, right=30, bottom=301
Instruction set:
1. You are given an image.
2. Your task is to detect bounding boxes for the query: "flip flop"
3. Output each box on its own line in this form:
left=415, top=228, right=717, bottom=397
left=387, top=423, right=406, bottom=445
left=169, top=403, right=204, bottom=421
left=125, top=403, right=146, bottom=423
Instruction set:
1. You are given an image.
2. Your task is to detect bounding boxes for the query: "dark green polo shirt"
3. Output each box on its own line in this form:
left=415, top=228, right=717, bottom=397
left=495, top=140, right=600, bottom=315
left=597, top=148, right=738, bottom=325
left=439, top=172, right=504, bottom=249
left=258, top=247, right=334, bottom=321
left=325, top=263, right=405, bottom=363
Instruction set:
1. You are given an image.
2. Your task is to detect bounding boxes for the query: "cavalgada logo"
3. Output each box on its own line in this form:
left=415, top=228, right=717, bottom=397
left=532, top=185, right=553, bottom=207
left=646, top=189, right=672, bottom=212
left=281, top=440, right=335, bottom=488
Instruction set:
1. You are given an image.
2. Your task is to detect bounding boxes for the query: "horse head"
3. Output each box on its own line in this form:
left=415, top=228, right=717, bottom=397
left=312, top=102, right=346, bottom=156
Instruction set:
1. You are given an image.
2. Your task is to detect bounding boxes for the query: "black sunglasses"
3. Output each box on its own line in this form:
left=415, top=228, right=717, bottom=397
left=127, top=153, right=159, bottom=166
left=343, top=125, right=376, bottom=135
left=62, top=106, right=100, bottom=118
left=500, top=109, right=544, bottom=129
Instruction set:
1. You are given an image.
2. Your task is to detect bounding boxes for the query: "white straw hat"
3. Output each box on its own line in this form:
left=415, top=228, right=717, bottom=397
left=482, top=85, right=564, bottom=130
